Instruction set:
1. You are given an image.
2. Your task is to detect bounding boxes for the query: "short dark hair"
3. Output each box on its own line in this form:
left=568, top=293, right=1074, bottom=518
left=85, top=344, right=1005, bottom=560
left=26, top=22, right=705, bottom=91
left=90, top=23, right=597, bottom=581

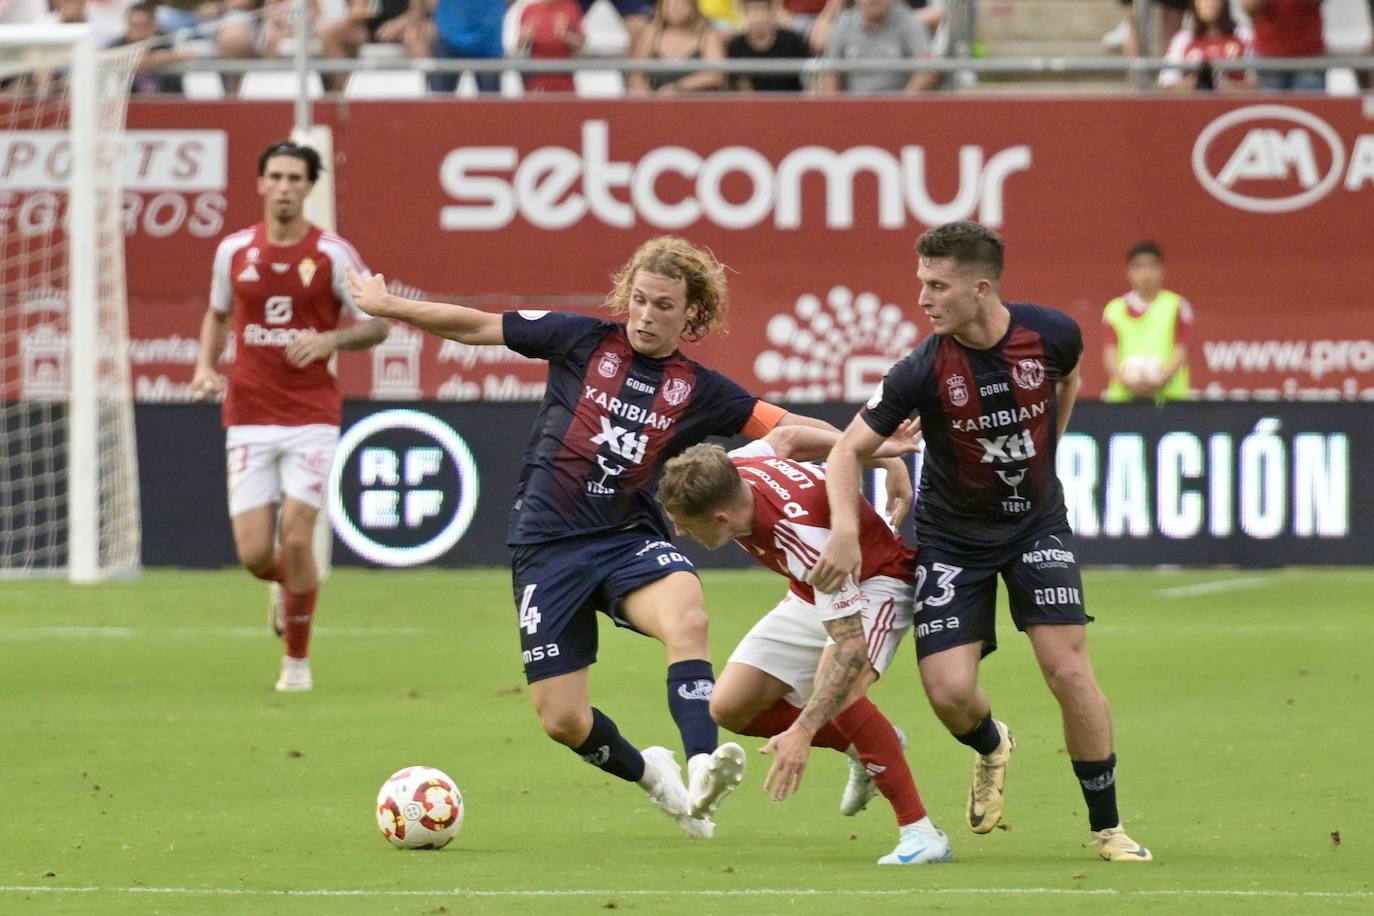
left=1127, top=240, right=1163, bottom=263
left=915, top=220, right=1004, bottom=279
left=257, top=140, right=323, bottom=182
left=128, top=1, right=158, bottom=18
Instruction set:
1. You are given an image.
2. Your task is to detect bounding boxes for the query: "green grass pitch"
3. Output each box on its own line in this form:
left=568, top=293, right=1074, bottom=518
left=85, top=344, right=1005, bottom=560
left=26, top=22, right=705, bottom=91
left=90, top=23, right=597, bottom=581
left=2, top=567, right=1370, bottom=914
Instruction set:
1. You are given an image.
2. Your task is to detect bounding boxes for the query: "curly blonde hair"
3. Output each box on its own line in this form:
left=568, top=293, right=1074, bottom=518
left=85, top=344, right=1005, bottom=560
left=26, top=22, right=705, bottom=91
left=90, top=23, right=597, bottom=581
left=605, top=236, right=729, bottom=342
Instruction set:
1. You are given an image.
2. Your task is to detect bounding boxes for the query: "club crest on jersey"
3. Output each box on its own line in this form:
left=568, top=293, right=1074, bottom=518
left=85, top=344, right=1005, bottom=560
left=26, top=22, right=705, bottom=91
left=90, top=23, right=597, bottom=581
left=246, top=247, right=260, bottom=263
left=597, top=351, right=622, bottom=379
left=298, top=257, right=317, bottom=287
left=662, top=378, right=692, bottom=406
left=946, top=374, right=969, bottom=407
left=1012, top=358, right=1044, bottom=390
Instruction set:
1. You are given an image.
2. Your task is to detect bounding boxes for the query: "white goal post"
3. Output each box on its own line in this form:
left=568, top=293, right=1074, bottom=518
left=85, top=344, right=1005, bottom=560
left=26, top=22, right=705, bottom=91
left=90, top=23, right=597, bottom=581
left=1, top=25, right=143, bottom=581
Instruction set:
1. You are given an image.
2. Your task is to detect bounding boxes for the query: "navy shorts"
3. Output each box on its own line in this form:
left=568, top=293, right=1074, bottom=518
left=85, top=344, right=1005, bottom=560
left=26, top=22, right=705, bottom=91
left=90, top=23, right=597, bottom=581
left=511, top=529, right=697, bottom=683
left=912, top=529, right=1093, bottom=660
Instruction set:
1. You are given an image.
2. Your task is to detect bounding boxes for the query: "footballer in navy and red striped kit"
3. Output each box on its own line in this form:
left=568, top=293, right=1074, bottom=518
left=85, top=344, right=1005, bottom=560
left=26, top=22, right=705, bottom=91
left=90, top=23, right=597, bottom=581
left=815, top=221, right=1151, bottom=863
left=862, top=300, right=1081, bottom=569
left=346, top=237, right=855, bottom=839
left=192, top=141, right=390, bottom=695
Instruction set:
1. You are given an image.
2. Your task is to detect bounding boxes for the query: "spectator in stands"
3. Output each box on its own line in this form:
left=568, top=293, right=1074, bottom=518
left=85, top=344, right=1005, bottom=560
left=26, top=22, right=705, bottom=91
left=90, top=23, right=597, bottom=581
left=727, top=0, right=808, bottom=91
left=46, top=0, right=87, bottom=25
left=116, top=1, right=187, bottom=93
left=170, top=0, right=267, bottom=96
left=628, top=0, right=726, bottom=94
left=817, top=0, right=936, bottom=94
left=518, top=0, right=585, bottom=92
left=1241, top=0, right=1326, bottom=91
left=778, top=0, right=827, bottom=47
left=1101, top=241, right=1193, bottom=403
left=903, top=0, right=944, bottom=33
left=429, top=0, right=505, bottom=93
left=699, top=0, right=741, bottom=30
left=576, top=0, right=651, bottom=50
left=812, top=0, right=942, bottom=56
left=317, top=0, right=430, bottom=92
left=1105, top=0, right=1186, bottom=57
left=1159, top=0, right=1253, bottom=90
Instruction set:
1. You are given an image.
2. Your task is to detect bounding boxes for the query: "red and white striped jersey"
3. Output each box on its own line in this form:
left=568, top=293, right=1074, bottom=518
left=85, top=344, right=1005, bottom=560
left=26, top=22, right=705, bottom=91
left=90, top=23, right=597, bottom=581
left=728, top=445, right=916, bottom=614
left=209, top=223, right=369, bottom=427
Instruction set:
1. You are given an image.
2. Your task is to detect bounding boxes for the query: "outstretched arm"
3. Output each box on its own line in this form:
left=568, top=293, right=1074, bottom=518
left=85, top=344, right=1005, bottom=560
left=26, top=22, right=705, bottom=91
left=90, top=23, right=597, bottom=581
left=346, top=269, right=504, bottom=346
left=808, top=415, right=889, bottom=593
left=760, top=613, right=870, bottom=800
left=762, top=417, right=922, bottom=463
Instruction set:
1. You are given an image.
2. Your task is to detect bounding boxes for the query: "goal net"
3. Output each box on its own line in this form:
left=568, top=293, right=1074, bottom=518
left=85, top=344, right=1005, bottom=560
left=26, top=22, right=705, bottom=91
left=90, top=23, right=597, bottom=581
left=1, top=26, right=143, bottom=581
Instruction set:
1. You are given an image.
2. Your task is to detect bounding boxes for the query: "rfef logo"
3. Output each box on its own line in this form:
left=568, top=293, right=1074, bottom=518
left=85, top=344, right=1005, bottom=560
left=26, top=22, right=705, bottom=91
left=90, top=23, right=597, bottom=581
left=328, top=410, right=480, bottom=567
left=1191, top=105, right=1374, bottom=213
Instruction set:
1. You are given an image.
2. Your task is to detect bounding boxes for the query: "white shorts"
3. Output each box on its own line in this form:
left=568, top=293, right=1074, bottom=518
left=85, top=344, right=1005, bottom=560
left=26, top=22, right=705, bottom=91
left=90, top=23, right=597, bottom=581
left=726, top=575, right=914, bottom=706
left=225, top=424, right=338, bottom=517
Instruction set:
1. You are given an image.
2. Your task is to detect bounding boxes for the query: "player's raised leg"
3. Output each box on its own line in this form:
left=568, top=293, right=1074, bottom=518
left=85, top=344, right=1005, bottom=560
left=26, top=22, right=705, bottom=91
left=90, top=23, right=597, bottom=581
left=528, top=667, right=712, bottom=838
left=1027, top=623, right=1150, bottom=861
left=620, top=571, right=745, bottom=823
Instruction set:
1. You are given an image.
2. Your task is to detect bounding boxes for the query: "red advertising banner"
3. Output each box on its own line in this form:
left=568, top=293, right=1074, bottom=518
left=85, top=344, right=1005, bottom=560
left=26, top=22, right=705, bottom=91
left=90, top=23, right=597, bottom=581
left=7, top=97, right=1372, bottom=403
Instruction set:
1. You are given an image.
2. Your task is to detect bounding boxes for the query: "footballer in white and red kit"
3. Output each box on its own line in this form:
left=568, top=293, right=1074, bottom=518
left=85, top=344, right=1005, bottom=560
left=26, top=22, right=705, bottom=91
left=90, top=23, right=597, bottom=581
left=193, top=140, right=389, bottom=693
left=657, top=437, right=952, bottom=866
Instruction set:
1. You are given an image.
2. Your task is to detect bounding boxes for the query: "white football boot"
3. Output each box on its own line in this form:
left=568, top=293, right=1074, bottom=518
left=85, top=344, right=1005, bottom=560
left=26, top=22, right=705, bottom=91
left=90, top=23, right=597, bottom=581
left=878, top=819, right=954, bottom=866
left=274, top=656, right=312, bottom=692
left=840, top=725, right=908, bottom=816
left=687, top=742, right=746, bottom=820
left=639, top=746, right=714, bottom=838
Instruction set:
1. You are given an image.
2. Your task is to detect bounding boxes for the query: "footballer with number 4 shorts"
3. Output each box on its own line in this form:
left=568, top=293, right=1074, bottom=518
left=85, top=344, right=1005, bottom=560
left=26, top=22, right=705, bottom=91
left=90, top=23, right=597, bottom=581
left=192, top=140, right=390, bottom=694
left=345, top=237, right=909, bottom=838
left=657, top=426, right=953, bottom=866
left=811, top=220, right=1152, bottom=863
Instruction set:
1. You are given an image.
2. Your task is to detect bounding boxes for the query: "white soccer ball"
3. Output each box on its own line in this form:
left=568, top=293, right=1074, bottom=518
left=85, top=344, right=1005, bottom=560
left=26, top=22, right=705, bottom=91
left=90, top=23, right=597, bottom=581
left=1118, top=354, right=1164, bottom=390
left=375, top=766, right=464, bottom=849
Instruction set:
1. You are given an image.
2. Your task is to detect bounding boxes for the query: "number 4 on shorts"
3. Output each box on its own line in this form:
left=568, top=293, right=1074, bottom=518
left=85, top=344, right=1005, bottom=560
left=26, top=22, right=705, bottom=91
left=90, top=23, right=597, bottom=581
left=519, top=584, right=542, bottom=635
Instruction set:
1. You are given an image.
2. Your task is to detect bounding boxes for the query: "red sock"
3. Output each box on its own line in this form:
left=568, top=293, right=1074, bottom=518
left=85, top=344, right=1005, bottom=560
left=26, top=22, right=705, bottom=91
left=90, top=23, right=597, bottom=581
left=282, top=586, right=318, bottom=659
left=834, top=697, right=926, bottom=826
left=740, top=699, right=850, bottom=752
left=251, top=555, right=286, bottom=584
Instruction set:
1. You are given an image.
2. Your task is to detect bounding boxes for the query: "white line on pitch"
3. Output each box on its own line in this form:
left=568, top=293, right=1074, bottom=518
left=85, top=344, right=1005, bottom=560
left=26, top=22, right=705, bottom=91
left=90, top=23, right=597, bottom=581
left=1, top=886, right=1371, bottom=900
left=1154, top=577, right=1272, bottom=598
left=0, top=626, right=427, bottom=639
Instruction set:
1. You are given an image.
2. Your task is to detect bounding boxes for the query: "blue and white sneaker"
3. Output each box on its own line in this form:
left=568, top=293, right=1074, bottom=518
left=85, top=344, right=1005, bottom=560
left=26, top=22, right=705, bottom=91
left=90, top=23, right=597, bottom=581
left=877, top=820, right=953, bottom=866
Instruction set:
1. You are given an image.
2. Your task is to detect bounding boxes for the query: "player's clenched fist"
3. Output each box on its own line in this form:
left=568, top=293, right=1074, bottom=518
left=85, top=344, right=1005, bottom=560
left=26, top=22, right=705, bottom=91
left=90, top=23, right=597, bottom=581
left=346, top=268, right=392, bottom=318
left=190, top=365, right=225, bottom=401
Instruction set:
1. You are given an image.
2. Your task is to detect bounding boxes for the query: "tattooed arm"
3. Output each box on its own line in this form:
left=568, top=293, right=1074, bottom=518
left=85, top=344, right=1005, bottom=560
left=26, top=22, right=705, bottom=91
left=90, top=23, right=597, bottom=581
left=761, top=612, right=870, bottom=801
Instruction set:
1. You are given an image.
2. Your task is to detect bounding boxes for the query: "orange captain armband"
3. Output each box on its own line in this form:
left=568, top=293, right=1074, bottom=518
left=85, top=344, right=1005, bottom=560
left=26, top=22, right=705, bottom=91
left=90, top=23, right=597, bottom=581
left=741, top=400, right=787, bottom=439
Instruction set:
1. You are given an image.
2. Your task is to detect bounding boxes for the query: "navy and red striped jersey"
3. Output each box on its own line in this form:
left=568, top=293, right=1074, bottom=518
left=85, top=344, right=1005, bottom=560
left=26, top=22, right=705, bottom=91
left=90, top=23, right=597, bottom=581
left=502, top=311, right=759, bottom=545
left=861, top=303, right=1082, bottom=564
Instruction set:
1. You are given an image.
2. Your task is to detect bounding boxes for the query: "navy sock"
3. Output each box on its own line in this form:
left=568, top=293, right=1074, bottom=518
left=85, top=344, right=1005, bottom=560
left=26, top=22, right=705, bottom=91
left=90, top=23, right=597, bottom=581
left=666, top=659, right=717, bottom=760
left=572, top=708, right=645, bottom=783
left=954, top=713, right=1003, bottom=756
left=1072, top=754, right=1120, bottom=832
